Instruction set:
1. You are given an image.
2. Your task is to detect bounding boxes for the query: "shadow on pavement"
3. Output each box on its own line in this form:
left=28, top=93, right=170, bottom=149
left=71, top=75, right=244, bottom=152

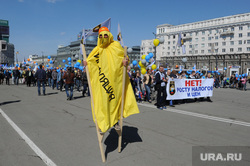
left=104, top=126, right=142, bottom=159
left=46, top=92, right=58, bottom=96
left=0, top=100, right=21, bottom=106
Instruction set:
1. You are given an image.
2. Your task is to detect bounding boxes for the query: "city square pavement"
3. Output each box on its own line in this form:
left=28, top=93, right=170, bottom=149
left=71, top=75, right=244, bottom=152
left=0, top=83, right=250, bottom=166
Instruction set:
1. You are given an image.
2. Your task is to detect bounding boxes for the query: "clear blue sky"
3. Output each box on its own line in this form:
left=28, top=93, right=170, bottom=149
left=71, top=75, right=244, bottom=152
left=1, top=0, right=250, bottom=60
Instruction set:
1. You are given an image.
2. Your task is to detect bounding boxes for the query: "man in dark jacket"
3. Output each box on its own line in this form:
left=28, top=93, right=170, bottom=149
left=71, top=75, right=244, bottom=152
left=35, top=64, right=46, bottom=96
left=5, top=69, right=11, bottom=85
left=155, top=66, right=168, bottom=110
left=26, top=69, right=33, bottom=87
left=13, top=67, right=20, bottom=85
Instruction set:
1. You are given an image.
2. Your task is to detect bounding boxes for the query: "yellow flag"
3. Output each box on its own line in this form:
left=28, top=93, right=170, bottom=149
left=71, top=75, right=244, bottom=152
left=87, top=31, right=139, bottom=133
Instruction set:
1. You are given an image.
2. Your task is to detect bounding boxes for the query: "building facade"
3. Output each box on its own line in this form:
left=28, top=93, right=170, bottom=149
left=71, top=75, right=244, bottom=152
left=0, top=19, right=14, bottom=65
left=141, top=13, right=250, bottom=76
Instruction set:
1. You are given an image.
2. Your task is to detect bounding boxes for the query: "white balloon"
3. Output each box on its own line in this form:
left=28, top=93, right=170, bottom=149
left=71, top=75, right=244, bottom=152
left=75, top=54, right=79, bottom=58
left=127, top=48, right=133, bottom=53
left=141, top=59, right=146, bottom=65
left=159, top=37, right=164, bottom=43
left=182, top=58, right=187, bottom=63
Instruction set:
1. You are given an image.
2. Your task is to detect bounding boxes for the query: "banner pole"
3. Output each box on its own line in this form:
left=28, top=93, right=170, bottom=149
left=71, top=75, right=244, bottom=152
left=117, top=46, right=127, bottom=153
left=81, top=43, right=106, bottom=162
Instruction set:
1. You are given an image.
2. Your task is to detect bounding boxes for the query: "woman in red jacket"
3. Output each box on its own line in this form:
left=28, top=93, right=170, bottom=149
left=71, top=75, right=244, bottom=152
left=63, top=67, right=75, bottom=100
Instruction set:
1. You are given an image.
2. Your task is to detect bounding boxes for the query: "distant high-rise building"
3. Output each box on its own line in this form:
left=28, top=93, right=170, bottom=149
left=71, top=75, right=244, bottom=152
left=0, top=19, right=14, bottom=65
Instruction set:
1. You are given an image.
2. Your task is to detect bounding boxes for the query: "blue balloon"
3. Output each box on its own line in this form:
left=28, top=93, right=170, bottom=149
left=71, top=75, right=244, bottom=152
left=239, top=75, right=241, bottom=77
left=224, top=67, right=227, bottom=70
left=46, top=65, right=49, bottom=67
left=65, top=64, right=68, bottom=67
left=68, top=62, right=71, bottom=65
left=36, top=63, right=38, bottom=65
left=29, top=66, right=31, bottom=69
left=242, top=74, right=245, bottom=77
left=132, top=60, right=137, bottom=66
left=23, top=62, right=26, bottom=65
left=48, top=56, right=51, bottom=59
left=202, top=76, right=206, bottom=79
left=64, top=67, right=66, bottom=70
left=148, top=53, right=153, bottom=58
left=200, top=73, right=203, bottom=76
left=138, top=64, right=141, bottom=69
left=16, top=64, right=19, bottom=67
left=236, top=74, right=238, bottom=77
left=76, top=62, right=80, bottom=66
left=57, top=69, right=60, bottom=73
left=79, top=66, right=83, bottom=70
left=62, top=59, right=66, bottom=63
left=212, top=71, right=214, bottom=73
left=50, top=60, right=53, bottom=64
left=145, top=55, right=150, bottom=62
left=68, top=57, right=71, bottom=62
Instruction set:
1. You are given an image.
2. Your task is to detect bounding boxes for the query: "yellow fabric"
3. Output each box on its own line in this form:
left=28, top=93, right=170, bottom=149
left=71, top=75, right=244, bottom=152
left=87, top=31, right=139, bottom=132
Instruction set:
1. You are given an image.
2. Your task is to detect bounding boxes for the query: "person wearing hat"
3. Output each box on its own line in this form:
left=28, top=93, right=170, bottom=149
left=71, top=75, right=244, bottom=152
left=83, top=26, right=139, bottom=133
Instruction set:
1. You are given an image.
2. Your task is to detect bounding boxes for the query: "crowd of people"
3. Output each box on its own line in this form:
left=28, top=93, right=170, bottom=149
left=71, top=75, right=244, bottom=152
left=0, top=65, right=249, bottom=108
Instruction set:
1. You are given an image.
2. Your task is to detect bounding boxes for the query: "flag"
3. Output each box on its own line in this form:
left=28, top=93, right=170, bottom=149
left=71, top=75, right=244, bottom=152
left=83, top=18, right=111, bottom=44
left=182, top=45, right=186, bottom=54
left=117, top=23, right=124, bottom=47
left=87, top=31, right=139, bottom=133
left=177, top=32, right=182, bottom=47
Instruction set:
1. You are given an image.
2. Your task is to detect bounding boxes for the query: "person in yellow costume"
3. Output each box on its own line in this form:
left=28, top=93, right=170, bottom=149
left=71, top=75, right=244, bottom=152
left=83, top=27, right=139, bottom=133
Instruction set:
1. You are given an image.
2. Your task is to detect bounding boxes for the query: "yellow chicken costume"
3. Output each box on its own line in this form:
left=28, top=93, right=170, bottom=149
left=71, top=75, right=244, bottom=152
left=87, top=27, right=139, bottom=133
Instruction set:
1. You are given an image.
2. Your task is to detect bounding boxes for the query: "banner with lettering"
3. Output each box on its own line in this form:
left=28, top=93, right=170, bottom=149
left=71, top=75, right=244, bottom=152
left=166, top=79, right=214, bottom=100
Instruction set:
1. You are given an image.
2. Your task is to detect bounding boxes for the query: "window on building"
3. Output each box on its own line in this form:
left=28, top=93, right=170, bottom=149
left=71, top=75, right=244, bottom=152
left=202, top=31, right=205, bottom=35
left=189, top=45, right=192, bottom=48
left=201, top=43, right=205, bottom=47
left=230, top=41, right=234, bottom=45
left=215, top=42, right=218, bottom=46
left=202, top=37, right=205, bottom=41
left=190, top=33, right=192, bottom=36
left=239, top=33, right=243, bottom=38
left=248, top=25, right=250, bottom=30
left=208, top=43, right=212, bottom=47
left=247, top=40, right=250, bottom=44
left=247, top=47, right=250, bottom=51
left=222, top=42, right=226, bottom=46
left=173, top=35, right=175, bottom=39
left=168, top=36, right=170, bottom=39
left=215, top=49, right=218, bottom=53
left=195, top=44, right=198, bottom=48
left=195, top=32, right=198, bottom=36
left=238, top=48, right=242, bottom=52
left=209, top=30, right=212, bottom=34
left=223, top=28, right=228, bottom=32
left=168, top=46, right=170, bottom=50
left=195, top=50, right=198, bottom=54
left=183, top=34, right=186, bottom=37
left=168, top=41, right=170, bottom=45
left=173, top=46, right=175, bottom=49
left=230, top=48, right=234, bottom=52
left=239, top=40, right=242, bottom=45
left=201, top=50, right=204, bottom=53
left=248, top=32, right=250, bottom=37
left=222, top=49, right=226, bottom=52
left=173, top=41, right=176, bottom=44
left=231, top=27, right=234, bottom=31
left=208, top=49, right=211, bottom=53
left=215, top=29, right=219, bottom=33
left=167, top=52, right=170, bottom=55
left=208, top=37, right=212, bottom=40
left=239, top=26, right=243, bottom=30
left=195, top=38, right=198, bottom=42
left=189, top=51, right=192, bottom=54
left=215, top=36, right=219, bottom=40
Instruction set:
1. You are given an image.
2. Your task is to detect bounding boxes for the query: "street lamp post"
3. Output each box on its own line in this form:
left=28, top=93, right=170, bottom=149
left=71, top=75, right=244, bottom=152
left=182, top=57, right=187, bottom=70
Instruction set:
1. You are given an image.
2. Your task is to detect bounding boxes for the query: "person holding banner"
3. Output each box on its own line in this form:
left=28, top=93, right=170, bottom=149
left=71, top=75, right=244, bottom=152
left=155, top=66, right=168, bottom=110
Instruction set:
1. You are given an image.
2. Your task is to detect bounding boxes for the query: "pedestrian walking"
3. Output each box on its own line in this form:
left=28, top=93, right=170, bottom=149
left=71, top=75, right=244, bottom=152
left=35, top=64, right=46, bottom=96
left=63, top=67, right=75, bottom=100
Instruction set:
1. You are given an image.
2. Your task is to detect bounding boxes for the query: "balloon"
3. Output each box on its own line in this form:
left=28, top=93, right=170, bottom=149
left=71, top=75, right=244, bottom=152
left=76, top=62, right=80, bottom=66
left=65, top=64, right=68, bottom=67
left=29, top=66, right=31, bottom=69
left=62, top=59, right=66, bottom=63
left=36, top=63, right=38, bottom=65
left=138, top=64, right=141, bottom=69
left=145, top=55, right=150, bottom=62
left=224, top=67, right=227, bottom=70
left=202, top=76, right=205, bottom=79
left=33, top=61, right=36, bottom=64
left=59, top=65, right=61, bottom=67
left=47, top=59, right=50, bottom=62
left=27, top=58, right=30, bottom=61
left=132, top=60, right=137, bottom=66
left=16, top=64, right=19, bottom=67
left=18, top=67, right=20, bottom=70
left=148, top=53, right=154, bottom=58
left=127, top=48, right=133, bottom=53
left=46, top=65, right=49, bottom=67
left=75, top=54, right=79, bottom=58
left=68, top=62, right=71, bottom=65
left=68, top=57, right=71, bottom=62
left=141, top=55, right=146, bottom=59
left=141, top=68, right=146, bottom=75
left=79, top=66, right=83, bottom=70
left=159, top=37, right=164, bottom=43
left=151, top=64, right=157, bottom=70
left=130, top=64, right=133, bottom=68
left=141, top=59, right=146, bottom=66
left=50, top=60, right=53, bottom=64
left=139, top=61, right=144, bottom=67
left=77, top=60, right=81, bottom=63
left=153, top=39, right=160, bottom=46
left=176, top=65, right=179, bottom=68
left=48, top=56, right=51, bottom=59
